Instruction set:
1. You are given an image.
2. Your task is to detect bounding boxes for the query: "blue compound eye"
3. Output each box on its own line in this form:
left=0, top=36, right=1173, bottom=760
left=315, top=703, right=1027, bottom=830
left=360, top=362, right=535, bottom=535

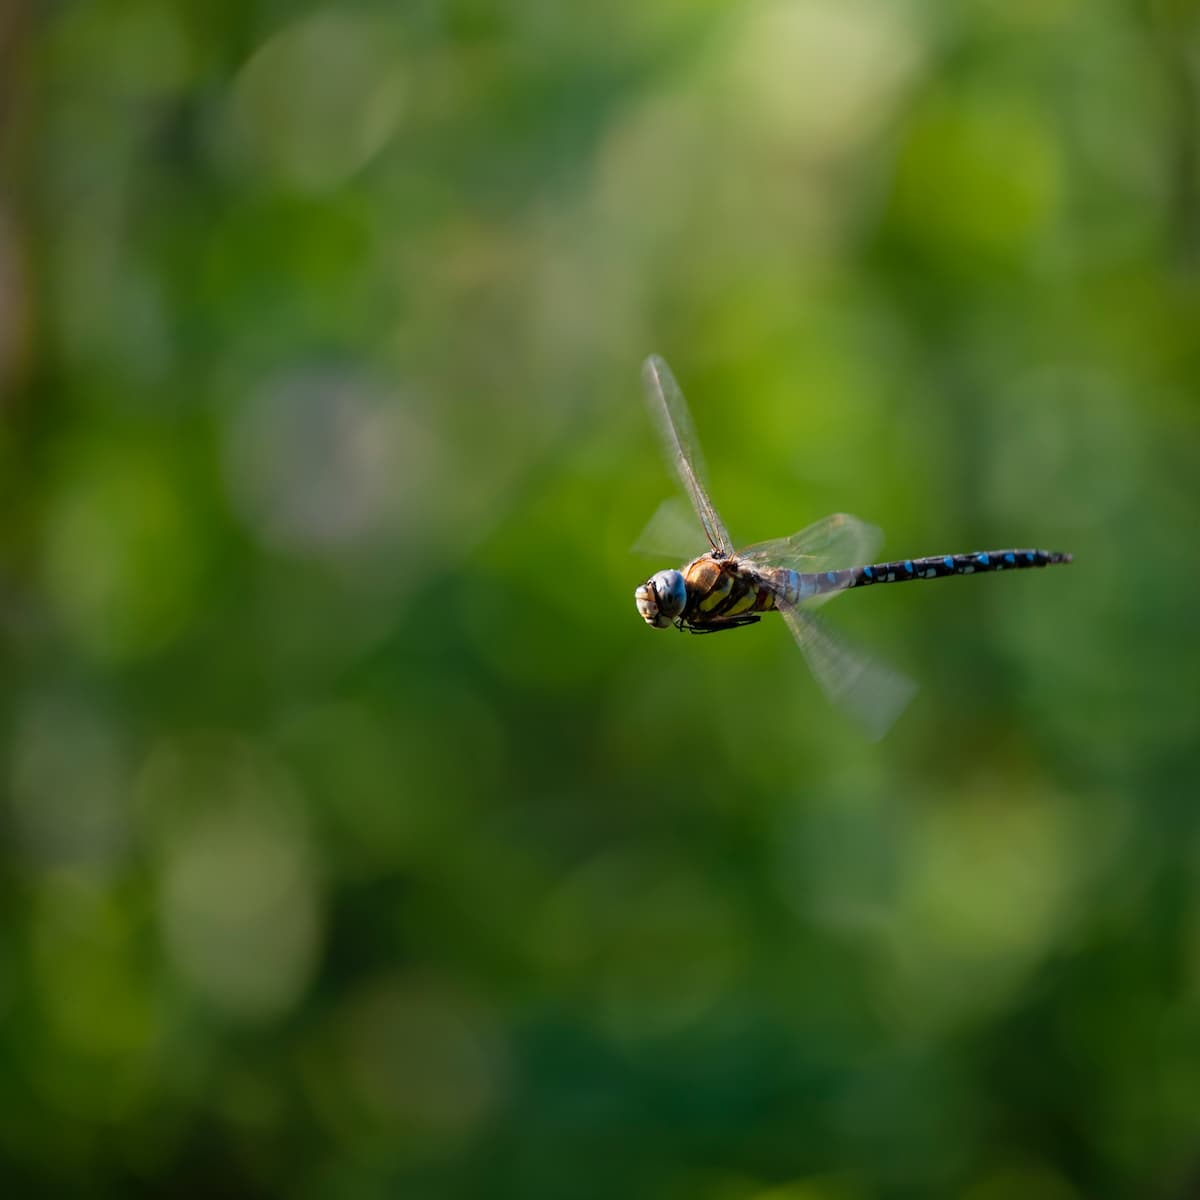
left=652, top=569, right=686, bottom=619
left=636, top=569, right=685, bottom=627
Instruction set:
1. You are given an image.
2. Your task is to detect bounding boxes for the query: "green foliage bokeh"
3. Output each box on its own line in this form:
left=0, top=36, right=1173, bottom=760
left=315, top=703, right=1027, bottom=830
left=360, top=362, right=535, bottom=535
left=3, top=2, right=1200, bottom=1197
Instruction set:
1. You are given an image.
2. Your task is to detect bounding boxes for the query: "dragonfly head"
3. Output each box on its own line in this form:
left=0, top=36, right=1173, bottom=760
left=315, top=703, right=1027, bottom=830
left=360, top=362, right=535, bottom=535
left=635, top=569, right=686, bottom=629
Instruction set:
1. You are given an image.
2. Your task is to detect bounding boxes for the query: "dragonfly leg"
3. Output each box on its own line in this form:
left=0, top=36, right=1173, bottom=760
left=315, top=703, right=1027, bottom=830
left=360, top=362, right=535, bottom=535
left=680, top=614, right=762, bottom=634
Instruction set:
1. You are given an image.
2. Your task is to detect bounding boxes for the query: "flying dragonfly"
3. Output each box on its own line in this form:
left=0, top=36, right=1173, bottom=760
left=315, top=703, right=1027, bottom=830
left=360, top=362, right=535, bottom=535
left=634, top=355, right=1073, bottom=738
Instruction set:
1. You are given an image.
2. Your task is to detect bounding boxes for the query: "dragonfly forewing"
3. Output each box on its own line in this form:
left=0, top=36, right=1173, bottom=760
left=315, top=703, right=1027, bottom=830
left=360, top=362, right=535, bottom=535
left=631, top=497, right=710, bottom=561
left=642, top=355, right=733, bottom=557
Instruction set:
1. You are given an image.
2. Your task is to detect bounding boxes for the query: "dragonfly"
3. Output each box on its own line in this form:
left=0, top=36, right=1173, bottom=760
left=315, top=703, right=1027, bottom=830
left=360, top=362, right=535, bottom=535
left=634, top=355, right=1073, bottom=738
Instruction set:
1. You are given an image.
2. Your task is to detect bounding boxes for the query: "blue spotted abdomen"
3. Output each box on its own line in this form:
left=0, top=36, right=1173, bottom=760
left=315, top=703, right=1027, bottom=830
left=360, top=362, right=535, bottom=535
left=800, top=549, right=1072, bottom=597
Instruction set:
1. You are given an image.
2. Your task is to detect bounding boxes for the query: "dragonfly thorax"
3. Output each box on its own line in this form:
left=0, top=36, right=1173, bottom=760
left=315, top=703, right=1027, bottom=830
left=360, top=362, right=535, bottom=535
left=635, top=568, right=687, bottom=629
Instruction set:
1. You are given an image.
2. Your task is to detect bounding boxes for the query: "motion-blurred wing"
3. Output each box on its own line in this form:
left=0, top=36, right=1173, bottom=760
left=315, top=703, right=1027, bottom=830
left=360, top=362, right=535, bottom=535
left=642, top=355, right=733, bottom=557
left=739, top=513, right=882, bottom=577
left=778, top=602, right=916, bottom=740
left=632, top=497, right=708, bottom=560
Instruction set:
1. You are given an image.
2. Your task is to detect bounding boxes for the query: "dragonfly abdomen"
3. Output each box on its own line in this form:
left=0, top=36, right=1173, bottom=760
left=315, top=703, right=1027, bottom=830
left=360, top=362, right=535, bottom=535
left=800, top=548, right=1072, bottom=596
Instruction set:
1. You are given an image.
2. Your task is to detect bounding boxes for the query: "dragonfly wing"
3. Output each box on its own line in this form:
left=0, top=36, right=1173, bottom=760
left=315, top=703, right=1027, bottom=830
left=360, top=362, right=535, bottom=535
left=642, top=355, right=733, bottom=557
left=739, top=512, right=883, bottom=575
left=740, top=513, right=883, bottom=609
left=778, top=602, right=916, bottom=740
left=632, top=497, right=708, bottom=560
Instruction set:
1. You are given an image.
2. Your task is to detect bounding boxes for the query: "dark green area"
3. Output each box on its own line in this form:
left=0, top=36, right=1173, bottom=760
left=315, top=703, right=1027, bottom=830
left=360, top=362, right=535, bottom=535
left=3, top=2, right=1200, bottom=1197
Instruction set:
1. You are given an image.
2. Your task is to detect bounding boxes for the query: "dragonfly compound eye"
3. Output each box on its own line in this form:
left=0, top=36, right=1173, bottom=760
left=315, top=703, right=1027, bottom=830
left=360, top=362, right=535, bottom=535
left=654, top=569, right=686, bottom=618
left=634, top=569, right=686, bottom=628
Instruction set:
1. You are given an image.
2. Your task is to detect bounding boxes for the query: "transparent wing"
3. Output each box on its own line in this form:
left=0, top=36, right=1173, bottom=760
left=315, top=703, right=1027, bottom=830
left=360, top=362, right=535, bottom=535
left=778, top=602, right=916, bottom=740
left=739, top=512, right=882, bottom=575
left=631, top=497, right=708, bottom=560
left=642, top=355, right=733, bottom=557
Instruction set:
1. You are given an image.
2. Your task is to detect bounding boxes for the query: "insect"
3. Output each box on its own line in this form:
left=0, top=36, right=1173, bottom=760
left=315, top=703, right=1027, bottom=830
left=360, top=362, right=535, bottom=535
left=634, top=355, right=1073, bottom=737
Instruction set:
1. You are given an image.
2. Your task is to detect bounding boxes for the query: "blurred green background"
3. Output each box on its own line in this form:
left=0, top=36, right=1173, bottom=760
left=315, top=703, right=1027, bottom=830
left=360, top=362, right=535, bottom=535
left=3, top=1, right=1200, bottom=1196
